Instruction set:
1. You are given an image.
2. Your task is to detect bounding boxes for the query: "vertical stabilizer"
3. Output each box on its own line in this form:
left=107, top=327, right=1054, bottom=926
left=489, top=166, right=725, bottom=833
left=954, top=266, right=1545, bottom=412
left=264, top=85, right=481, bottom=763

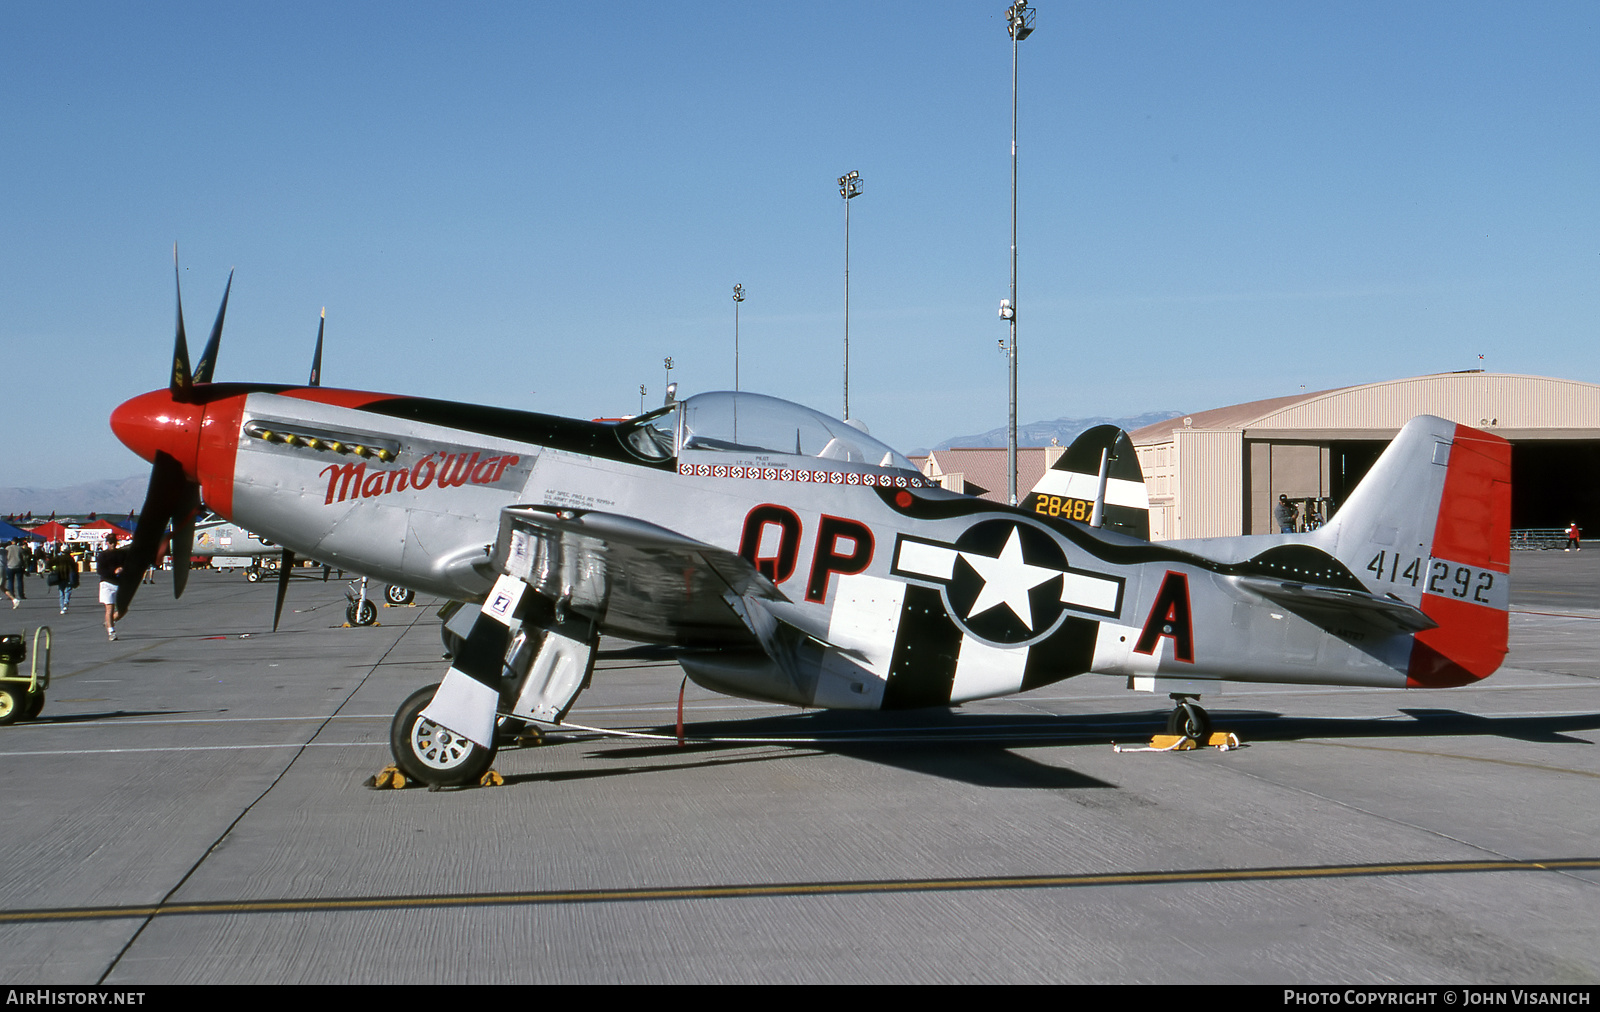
left=1314, top=416, right=1511, bottom=686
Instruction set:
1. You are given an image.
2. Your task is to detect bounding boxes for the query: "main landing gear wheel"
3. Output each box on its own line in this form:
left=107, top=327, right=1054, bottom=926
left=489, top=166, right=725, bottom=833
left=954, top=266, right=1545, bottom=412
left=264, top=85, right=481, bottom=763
left=384, top=584, right=415, bottom=606
left=1166, top=700, right=1211, bottom=743
left=390, top=683, right=498, bottom=787
left=347, top=599, right=377, bottom=626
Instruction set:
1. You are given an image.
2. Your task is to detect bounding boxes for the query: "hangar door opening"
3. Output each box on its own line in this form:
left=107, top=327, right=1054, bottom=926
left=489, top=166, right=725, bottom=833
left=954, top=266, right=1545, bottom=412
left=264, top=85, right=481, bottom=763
left=1332, top=438, right=1600, bottom=533
left=1510, top=441, right=1600, bottom=532
left=1328, top=441, right=1387, bottom=514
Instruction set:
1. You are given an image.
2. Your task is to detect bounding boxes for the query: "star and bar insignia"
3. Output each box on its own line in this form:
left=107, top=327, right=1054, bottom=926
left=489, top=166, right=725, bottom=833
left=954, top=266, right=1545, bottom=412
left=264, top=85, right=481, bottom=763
left=890, top=518, right=1124, bottom=646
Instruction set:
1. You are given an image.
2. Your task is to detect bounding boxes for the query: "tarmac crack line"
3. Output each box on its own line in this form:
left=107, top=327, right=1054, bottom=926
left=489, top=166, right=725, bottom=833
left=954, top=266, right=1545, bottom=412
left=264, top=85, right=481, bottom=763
left=92, top=604, right=438, bottom=986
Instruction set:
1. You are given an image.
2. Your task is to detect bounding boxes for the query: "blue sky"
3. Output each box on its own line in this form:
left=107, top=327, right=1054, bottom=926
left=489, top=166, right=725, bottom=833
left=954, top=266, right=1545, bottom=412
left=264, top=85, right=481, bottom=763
left=4, top=1, right=1597, bottom=488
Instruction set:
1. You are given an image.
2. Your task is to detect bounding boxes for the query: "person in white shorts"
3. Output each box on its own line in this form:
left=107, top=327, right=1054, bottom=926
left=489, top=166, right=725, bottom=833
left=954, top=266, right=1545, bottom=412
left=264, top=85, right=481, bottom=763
left=96, top=535, right=128, bottom=641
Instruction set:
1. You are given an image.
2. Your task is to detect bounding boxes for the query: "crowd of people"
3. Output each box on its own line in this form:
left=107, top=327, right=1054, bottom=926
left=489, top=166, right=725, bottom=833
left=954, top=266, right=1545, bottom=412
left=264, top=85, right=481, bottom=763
left=4, top=538, right=95, bottom=611
left=2, top=535, right=133, bottom=639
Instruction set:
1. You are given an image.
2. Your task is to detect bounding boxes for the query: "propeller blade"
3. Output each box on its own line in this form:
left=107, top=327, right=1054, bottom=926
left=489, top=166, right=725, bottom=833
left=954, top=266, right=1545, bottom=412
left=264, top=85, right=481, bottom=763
left=191, top=269, right=233, bottom=385
left=170, top=245, right=192, bottom=394
left=117, top=451, right=187, bottom=616
left=169, top=484, right=201, bottom=599
left=309, top=309, right=325, bottom=387
left=273, top=549, right=297, bottom=632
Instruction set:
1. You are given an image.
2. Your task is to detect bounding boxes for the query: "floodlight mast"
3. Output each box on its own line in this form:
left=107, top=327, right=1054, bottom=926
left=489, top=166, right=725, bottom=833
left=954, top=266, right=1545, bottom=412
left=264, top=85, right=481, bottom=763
left=732, top=283, right=745, bottom=392
left=1004, top=1, right=1034, bottom=506
left=838, top=170, right=862, bottom=419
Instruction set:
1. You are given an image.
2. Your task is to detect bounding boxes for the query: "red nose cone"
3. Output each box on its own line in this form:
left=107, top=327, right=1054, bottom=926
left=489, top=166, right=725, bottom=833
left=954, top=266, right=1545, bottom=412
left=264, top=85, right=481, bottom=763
left=111, top=389, right=204, bottom=479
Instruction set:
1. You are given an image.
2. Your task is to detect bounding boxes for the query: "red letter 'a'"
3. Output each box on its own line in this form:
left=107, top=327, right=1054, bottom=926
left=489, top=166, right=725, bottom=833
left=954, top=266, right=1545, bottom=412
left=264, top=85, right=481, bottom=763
left=1133, top=571, right=1195, bottom=663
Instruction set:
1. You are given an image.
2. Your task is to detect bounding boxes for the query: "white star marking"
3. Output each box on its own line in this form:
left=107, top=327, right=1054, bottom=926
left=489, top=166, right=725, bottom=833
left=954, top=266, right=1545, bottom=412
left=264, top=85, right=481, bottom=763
left=959, top=528, right=1060, bottom=630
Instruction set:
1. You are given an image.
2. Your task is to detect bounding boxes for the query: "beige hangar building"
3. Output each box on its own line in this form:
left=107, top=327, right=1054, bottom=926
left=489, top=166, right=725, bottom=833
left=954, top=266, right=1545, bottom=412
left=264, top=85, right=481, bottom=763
left=1128, top=372, right=1600, bottom=541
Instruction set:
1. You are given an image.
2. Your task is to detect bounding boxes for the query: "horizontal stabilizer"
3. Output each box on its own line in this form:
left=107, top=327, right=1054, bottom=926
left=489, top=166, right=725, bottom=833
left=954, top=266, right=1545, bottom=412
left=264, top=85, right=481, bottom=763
left=1236, top=576, right=1438, bottom=636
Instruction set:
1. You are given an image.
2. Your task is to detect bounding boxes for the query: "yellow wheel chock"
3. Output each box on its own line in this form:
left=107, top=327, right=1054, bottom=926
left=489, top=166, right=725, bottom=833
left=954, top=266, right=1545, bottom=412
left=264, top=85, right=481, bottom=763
left=367, top=764, right=407, bottom=789
left=366, top=763, right=504, bottom=788
left=1114, top=732, right=1243, bottom=753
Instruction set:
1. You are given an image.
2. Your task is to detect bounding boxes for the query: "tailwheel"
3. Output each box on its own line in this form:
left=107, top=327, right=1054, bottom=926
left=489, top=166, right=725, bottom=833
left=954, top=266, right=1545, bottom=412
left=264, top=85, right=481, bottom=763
left=1166, top=699, right=1211, bottom=743
left=389, top=683, right=498, bottom=787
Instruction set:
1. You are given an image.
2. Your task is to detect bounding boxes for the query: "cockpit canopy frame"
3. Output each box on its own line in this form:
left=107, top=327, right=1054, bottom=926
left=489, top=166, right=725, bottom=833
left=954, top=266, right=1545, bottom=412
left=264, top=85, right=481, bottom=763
left=615, top=391, right=920, bottom=477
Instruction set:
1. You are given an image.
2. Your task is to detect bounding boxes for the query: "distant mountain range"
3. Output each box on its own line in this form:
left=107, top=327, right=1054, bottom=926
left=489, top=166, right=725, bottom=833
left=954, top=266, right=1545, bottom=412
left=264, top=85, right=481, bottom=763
left=4, top=412, right=1185, bottom=518
left=0, top=476, right=147, bottom=520
left=914, top=410, right=1185, bottom=454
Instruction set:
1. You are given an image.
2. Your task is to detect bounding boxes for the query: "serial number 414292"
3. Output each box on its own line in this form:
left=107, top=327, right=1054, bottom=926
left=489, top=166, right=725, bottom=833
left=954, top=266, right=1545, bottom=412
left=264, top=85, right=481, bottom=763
left=1366, top=550, right=1500, bottom=606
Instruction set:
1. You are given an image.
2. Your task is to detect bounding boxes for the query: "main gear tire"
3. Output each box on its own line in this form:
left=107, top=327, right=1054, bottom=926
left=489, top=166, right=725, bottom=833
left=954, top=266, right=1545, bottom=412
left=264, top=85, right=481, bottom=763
left=1166, top=701, right=1211, bottom=743
left=384, top=585, right=415, bottom=606
left=390, top=684, right=498, bottom=787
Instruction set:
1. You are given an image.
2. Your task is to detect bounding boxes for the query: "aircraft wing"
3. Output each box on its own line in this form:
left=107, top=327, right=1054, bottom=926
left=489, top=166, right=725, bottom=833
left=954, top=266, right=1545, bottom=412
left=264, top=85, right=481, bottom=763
left=1234, top=576, right=1438, bottom=636
left=491, top=505, right=786, bottom=648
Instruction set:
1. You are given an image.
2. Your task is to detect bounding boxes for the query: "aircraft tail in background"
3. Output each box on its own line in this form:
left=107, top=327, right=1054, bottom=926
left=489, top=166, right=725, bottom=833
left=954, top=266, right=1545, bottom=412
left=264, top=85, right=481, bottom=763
left=1024, top=424, right=1150, bottom=540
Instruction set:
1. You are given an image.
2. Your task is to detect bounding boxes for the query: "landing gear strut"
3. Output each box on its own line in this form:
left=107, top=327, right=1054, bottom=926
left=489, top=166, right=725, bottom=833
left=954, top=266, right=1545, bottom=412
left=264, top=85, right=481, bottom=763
left=387, top=585, right=596, bottom=788
left=345, top=577, right=377, bottom=626
left=1165, top=695, right=1211, bottom=743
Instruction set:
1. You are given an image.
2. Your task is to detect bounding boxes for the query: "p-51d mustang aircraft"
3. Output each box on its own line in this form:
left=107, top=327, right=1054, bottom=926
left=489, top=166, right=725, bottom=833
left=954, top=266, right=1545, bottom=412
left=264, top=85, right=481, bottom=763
left=109, top=264, right=1511, bottom=787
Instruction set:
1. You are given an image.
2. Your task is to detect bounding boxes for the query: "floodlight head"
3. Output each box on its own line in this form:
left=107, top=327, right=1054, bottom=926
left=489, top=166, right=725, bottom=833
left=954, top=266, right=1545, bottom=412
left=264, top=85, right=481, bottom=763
left=1007, top=1, right=1035, bottom=40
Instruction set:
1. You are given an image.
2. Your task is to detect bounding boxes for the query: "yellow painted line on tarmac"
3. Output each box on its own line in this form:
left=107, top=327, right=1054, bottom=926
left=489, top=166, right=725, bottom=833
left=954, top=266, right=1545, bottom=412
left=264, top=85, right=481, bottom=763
left=4, top=857, right=1597, bottom=924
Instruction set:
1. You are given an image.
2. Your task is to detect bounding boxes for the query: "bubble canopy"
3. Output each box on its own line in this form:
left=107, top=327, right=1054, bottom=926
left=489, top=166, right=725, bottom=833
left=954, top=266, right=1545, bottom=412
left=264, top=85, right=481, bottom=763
left=619, top=391, right=917, bottom=473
